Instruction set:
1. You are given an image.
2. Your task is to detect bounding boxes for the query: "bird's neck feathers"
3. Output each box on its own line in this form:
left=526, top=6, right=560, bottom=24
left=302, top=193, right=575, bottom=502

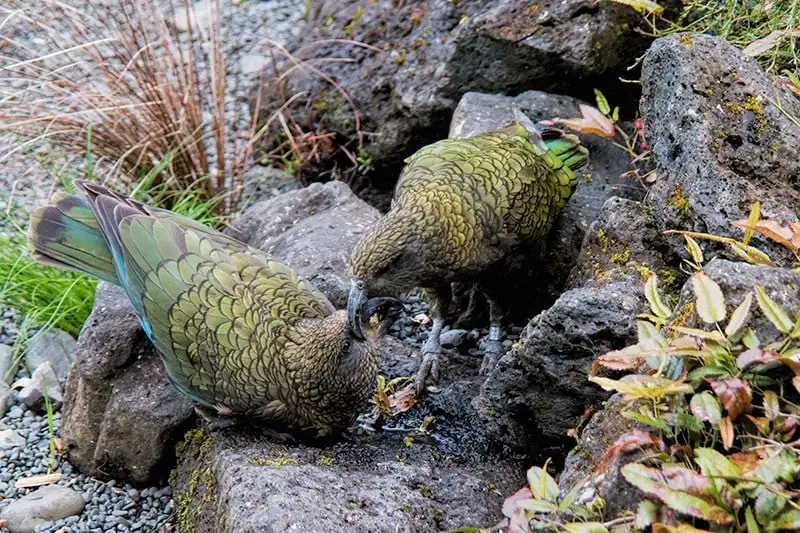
left=350, top=211, right=415, bottom=281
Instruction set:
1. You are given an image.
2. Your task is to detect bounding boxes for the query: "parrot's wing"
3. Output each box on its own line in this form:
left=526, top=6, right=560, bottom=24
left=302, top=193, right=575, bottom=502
left=116, top=215, right=336, bottom=409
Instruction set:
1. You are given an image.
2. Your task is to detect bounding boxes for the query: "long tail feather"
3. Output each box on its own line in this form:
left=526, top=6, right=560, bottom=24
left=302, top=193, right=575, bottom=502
left=541, top=128, right=590, bottom=171
left=28, top=192, right=119, bottom=284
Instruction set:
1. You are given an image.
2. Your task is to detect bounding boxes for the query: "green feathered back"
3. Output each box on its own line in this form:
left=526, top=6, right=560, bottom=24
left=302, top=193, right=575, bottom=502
left=29, top=182, right=336, bottom=413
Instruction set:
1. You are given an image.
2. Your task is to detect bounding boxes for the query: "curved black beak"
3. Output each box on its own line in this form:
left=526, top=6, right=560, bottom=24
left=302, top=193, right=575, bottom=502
left=360, top=297, right=404, bottom=335
left=347, top=279, right=368, bottom=339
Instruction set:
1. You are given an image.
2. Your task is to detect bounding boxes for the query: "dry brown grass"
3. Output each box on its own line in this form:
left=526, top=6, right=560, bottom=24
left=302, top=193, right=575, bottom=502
left=0, top=0, right=257, bottom=212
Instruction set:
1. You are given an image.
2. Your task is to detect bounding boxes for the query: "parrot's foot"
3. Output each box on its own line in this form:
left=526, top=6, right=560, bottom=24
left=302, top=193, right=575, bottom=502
left=414, top=343, right=441, bottom=396
left=195, top=405, right=240, bottom=434
left=479, top=338, right=504, bottom=376
left=261, top=427, right=299, bottom=444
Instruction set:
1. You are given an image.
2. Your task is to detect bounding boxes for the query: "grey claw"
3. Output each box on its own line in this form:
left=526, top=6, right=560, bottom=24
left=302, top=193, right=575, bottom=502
left=415, top=350, right=440, bottom=395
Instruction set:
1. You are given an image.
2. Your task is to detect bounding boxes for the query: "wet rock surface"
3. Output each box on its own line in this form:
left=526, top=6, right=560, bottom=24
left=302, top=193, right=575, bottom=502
left=171, top=337, right=524, bottom=533
left=477, top=197, right=679, bottom=454
left=641, top=33, right=800, bottom=264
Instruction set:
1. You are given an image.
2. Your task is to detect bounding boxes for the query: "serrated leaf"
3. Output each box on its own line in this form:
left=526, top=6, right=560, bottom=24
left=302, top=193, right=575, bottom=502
left=621, top=464, right=732, bottom=524
left=736, top=348, right=780, bottom=371
left=526, top=464, right=558, bottom=502
left=725, top=293, right=753, bottom=339
left=670, top=326, right=727, bottom=344
left=596, top=344, right=645, bottom=371
left=594, top=88, right=610, bottom=116
left=645, top=275, right=674, bottom=319
left=754, top=286, right=793, bottom=334
left=687, top=365, right=728, bottom=381
left=710, top=378, right=752, bottom=420
left=693, top=272, right=726, bottom=324
left=690, top=392, right=722, bottom=424
left=590, top=374, right=693, bottom=401
left=685, top=235, right=704, bottom=265
left=563, top=523, right=609, bottom=533
left=516, top=498, right=557, bottom=513
left=694, top=448, right=741, bottom=479
left=623, top=409, right=672, bottom=433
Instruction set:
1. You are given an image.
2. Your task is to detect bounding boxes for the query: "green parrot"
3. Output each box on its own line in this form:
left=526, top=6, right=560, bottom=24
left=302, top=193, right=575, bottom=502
left=346, top=119, right=589, bottom=394
left=28, top=181, right=401, bottom=436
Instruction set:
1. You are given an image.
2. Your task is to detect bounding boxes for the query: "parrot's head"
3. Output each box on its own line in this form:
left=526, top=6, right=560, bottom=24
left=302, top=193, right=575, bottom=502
left=347, top=215, right=418, bottom=339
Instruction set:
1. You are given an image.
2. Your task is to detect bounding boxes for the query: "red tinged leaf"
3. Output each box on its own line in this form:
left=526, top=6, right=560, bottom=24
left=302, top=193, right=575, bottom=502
left=596, top=344, right=645, bottom=371
left=736, top=348, right=780, bottom=370
left=596, top=430, right=664, bottom=474
left=621, top=464, right=733, bottom=524
left=502, top=487, right=533, bottom=533
left=728, top=452, right=760, bottom=474
left=731, top=218, right=799, bottom=251
left=710, top=378, right=752, bottom=420
left=540, top=104, right=616, bottom=138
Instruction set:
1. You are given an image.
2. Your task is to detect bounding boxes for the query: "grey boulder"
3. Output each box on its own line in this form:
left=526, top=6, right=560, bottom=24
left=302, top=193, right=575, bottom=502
left=0, top=484, right=85, bottom=533
left=25, top=328, right=76, bottom=384
left=18, top=361, right=63, bottom=413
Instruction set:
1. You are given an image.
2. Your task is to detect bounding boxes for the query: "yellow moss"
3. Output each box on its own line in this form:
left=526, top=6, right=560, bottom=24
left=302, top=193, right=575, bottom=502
left=657, top=267, right=680, bottom=292
left=173, top=429, right=216, bottom=533
left=743, top=95, right=767, bottom=136
left=419, top=485, right=435, bottom=499
left=633, top=263, right=653, bottom=282
left=668, top=300, right=695, bottom=336
left=611, top=248, right=631, bottom=266
left=724, top=102, right=744, bottom=114
left=713, top=130, right=725, bottom=138
left=596, top=228, right=609, bottom=252
left=316, top=455, right=335, bottom=466
left=246, top=451, right=298, bottom=468
left=679, top=34, right=694, bottom=48
left=668, top=187, right=690, bottom=219
left=343, top=5, right=365, bottom=37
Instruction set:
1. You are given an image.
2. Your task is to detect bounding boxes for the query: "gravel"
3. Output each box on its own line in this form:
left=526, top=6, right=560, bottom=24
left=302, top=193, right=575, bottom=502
left=0, top=1, right=305, bottom=531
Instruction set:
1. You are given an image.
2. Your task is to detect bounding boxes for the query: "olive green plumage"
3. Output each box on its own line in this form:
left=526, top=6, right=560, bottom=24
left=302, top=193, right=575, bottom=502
left=28, top=181, right=397, bottom=435
left=347, top=121, right=589, bottom=390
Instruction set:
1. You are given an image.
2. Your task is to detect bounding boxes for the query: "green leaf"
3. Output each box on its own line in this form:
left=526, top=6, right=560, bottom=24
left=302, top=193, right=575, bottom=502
left=690, top=393, right=722, bottom=424
left=639, top=320, right=668, bottom=350
left=685, top=235, right=704, bottom=266
left=563, top=523, right=609, bottom=533
left=516, top=498, right=557, bottom=513
left=623, top=409, right=672, bottom=433
left=755, top=486, right=787, bottom=525
left=728, top=241, right=774, bottom=266
left=742, top=329, right=761, bottom=349
left=611, top=106, right=620, bottom=123
left=526, top=464, right=559, bottom=502
left=746, top=506, right=760, bottom=533
left=645, top=275, right=673, bottom=319
left=741, top=201, right=761, bottom=246
left=767, top=508, right=800, bottom=530
left=676, top=412, right=703, bottom=433
left=636, top=500, right=659, bottom=529
left=590, top=375, right=693, bottom=401
left=621, top=464, right=732, bottom=524
left=670, top=326, right=727, bottom=344
left=594, top=88, right=611, bottom=116
left=790, top=316, right=800, bottom=339
left=687, top=365, right=728, bottom=381
left=609, top=0, right=664, bottom=15
left=694, top=448, right=741, bottom=479
left=693, top=272, right=726, bottom=324
left=753, top=451, right=797, bottom=484
left=754, top=286, right=793, bottom=334
left=725, top=293, right=753, bottom=340
left=763, top=390, right=780, bottom=420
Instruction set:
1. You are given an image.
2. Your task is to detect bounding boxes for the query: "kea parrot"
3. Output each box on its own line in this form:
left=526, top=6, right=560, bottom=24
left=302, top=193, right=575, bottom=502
left=346, top=118, right=589, bottom=394
left=28, top=181, right=401, bottom=436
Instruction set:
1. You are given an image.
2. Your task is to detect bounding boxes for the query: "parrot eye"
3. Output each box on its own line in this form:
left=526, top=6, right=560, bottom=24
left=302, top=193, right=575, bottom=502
left=341, top=339, right=352, bottom=352
left=356, top=280, right=365, bottom=290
